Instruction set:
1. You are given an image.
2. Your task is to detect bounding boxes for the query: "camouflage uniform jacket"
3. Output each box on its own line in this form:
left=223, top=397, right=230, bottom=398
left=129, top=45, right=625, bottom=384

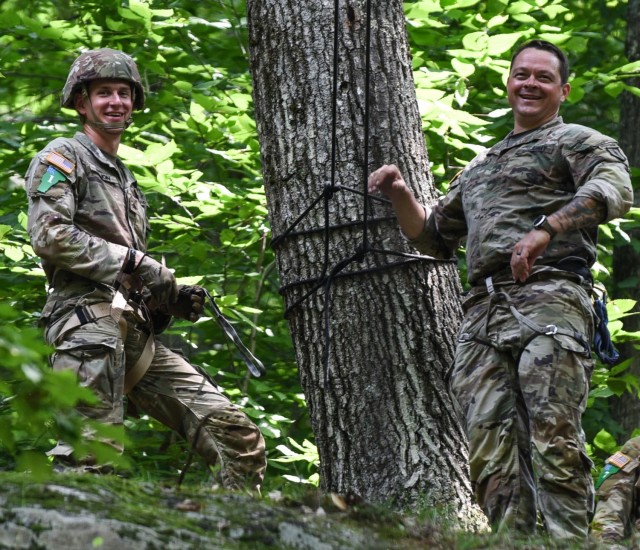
left=26, top=132, right=147, bottom=325
left=592, top=436, right=640, bottom=542
left=411, top=117, right=633, bottom=286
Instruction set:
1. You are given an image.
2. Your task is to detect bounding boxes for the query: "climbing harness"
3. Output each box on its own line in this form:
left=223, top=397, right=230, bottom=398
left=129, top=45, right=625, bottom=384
left=467, top=275, right=591, bottom=354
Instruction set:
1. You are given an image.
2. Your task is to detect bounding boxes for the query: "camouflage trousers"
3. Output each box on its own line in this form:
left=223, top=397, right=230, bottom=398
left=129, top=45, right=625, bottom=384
left=45, top=307, right=266, bottom=490
left=449, top=275, right=595, bottom=540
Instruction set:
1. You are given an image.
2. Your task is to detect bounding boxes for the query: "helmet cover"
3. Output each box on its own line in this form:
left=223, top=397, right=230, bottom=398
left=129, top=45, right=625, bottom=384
left=61, top=48, right=144, bottom=110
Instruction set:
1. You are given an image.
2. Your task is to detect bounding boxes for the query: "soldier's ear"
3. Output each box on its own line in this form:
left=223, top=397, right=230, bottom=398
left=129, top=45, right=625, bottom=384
left=74, top=90, right=88, bottom=115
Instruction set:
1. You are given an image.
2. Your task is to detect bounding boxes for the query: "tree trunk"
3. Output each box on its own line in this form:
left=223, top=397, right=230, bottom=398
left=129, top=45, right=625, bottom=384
left=247, top=0, right=485, bottom=528
left=611, top=0, right=640, bottom=438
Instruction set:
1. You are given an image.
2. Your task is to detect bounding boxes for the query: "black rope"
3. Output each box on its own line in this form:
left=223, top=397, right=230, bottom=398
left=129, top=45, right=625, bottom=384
left=321, top=0, right=342, bottom=284
left=271, top=187, right=390, bottom=249
left=270, top=190, right=328, bottom=250
left=177, top=410, right=217, bottom=488
left=281, top=250, right=456, bottom=316
left=272, top=1, right=453, bottom=387
left=271, top=214, right=397, bottom=246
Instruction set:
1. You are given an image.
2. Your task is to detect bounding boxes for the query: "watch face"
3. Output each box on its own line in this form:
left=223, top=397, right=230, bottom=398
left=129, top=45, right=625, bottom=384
left=533, top=215, right=545, bottom=228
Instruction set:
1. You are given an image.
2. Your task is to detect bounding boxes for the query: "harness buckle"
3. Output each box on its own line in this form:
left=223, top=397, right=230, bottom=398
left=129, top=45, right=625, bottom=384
left=545, top=325, right=558, bottom=335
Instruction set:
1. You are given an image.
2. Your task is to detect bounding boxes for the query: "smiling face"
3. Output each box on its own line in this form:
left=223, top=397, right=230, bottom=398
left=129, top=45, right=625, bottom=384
left=75, top=78, right=134, bottom=134
left=507, top=48, right=570, bottom=134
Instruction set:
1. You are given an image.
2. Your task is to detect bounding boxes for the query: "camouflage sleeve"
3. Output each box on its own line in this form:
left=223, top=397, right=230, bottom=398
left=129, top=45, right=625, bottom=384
left=591, top=467, right=636, bottom=541
left=25, top=140, right=128, bottom=285
left=408, top=178, right=467, bottom=258
left=591, top=437, right=640, bottom=542
left=566, top=133, right=633, bottom=222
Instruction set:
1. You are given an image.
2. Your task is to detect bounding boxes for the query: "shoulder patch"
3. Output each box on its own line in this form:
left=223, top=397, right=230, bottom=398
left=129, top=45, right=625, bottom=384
left=595, top=462, right=620, bottom=490
left=45, top=151, right=75, bottom=175
left=607, top=451, right=632, bottom=469
left=37, top=166, right=67, bottom=193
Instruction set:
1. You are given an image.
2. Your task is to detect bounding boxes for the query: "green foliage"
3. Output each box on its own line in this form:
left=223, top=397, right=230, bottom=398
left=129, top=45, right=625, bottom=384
left=1, top=0, right=639, bottom=494
left=271, top=437, right=320, bottom=486
left=0, top=0, right=306, bottom=488
left=404, top=0, right=636, bottom=182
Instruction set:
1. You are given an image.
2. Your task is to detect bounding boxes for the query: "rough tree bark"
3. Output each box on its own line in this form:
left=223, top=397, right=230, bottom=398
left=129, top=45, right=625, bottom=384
left=247, top=0, right=485, bottom=528
left=611, top=0, right=640, bottom=438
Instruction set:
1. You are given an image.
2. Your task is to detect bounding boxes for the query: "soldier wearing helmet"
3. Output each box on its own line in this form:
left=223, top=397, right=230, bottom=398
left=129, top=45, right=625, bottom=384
left=62, top=48, right=145, bottom=111
left=24, top=49, right=267, bottom=490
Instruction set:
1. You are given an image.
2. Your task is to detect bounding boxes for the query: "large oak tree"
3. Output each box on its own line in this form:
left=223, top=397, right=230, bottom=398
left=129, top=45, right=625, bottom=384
left=247, top=0, right=485, bottom=527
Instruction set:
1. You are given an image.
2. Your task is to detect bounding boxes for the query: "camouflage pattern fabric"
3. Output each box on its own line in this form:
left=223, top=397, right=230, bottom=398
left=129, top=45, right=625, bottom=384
left=45, top=312, right=266, bottom=490
left=405, top=116, right=632, bottom=540
left=410, top=117, right=633, bottom=286
left=26, top=133, right=142, bottom=306
left=449, top=274, right=596, bottom=540
left=591, top=436, right=640, bottom=543
left=26, top=133, right=266, bottom=490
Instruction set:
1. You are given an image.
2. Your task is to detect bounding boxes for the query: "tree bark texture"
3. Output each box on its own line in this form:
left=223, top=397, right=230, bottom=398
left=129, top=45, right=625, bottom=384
left=612, top=0, right=640, bottom=438
left=247, top=0, right=485, bottom=528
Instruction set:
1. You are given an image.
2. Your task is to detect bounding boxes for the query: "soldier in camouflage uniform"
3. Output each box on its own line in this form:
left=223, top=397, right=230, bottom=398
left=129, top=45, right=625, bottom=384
left=25, top=49, right=266, bottom=490
left=368, top=40, right=632, bottom=540
left=591, top=436, right=640, bottom=543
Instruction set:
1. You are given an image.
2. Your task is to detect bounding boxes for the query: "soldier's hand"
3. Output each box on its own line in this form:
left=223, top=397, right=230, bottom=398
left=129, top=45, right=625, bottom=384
left=165, top=285, right=205, bottom=322
left=510, top=230, right=551, bottom=283
left=367, top=164, right=407, bottom=198
left=134, top=255, right=178, bottom=306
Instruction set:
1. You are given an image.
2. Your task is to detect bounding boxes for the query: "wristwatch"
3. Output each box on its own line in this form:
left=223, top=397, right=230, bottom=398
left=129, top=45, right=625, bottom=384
left=532, top=215, right=557, bottom=238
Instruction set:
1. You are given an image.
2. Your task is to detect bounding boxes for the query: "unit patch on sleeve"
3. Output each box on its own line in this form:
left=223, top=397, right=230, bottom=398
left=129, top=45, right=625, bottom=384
left=38, top=166, right=67, bottom=193
left=45, top=151, right=75, bottom=175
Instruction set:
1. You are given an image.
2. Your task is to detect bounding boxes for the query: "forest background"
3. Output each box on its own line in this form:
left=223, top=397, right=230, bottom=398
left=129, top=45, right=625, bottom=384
left=1, top=0, right=639, bottom=497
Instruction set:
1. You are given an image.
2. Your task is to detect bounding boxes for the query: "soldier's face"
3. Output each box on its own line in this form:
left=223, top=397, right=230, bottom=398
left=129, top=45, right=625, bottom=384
left=76, top=79, right=134, bottom=131
left=507, top=48, right=570, bottom=133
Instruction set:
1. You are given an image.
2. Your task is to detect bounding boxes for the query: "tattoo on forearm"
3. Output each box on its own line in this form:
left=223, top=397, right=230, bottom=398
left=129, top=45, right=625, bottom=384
left=554, top=197, right=606, bottom=233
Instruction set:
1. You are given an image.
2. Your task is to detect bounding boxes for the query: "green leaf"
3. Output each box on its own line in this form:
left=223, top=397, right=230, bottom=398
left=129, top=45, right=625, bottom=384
left=593, top=429, right=618, bottom=454
left=451, top=57, right=475, bottom=78
left=611, top=59, right=640, bottom=74
left=487, top=32, right=526, bottom=56
left=462, top=31, right=489, bottom=52
left=604, top=81, right=625, bottom=98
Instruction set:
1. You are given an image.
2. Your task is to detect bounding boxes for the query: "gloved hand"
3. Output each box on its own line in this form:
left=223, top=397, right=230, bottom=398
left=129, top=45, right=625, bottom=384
left=165, top=285, right=205, bottom=322
left=134, top=254, right=178, bottom=306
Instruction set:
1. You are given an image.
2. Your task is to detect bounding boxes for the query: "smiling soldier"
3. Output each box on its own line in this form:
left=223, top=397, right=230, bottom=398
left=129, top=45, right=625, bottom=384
left=25, top=49, right=266, bottom=491
left=368, top=40, right=633, bottom=540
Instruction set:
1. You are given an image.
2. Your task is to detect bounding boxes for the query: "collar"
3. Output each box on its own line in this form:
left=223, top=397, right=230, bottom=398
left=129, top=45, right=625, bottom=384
left=73, top=132, right=120, bottom=169
left=490, top=117, right=564, bottom=156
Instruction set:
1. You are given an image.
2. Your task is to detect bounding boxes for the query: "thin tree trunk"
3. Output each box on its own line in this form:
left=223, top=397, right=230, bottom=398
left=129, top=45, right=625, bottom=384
left=611, top=0, right=640, bottom=438
left=247, top=0, right=485, bottom=528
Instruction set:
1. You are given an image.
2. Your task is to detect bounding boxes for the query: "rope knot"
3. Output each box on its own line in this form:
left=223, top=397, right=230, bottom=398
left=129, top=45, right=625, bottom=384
left=323, top=184, right=340, bottom=199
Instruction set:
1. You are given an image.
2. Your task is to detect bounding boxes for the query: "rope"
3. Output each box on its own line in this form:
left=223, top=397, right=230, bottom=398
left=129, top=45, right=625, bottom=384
left=273, top=1, right=454, bottom=386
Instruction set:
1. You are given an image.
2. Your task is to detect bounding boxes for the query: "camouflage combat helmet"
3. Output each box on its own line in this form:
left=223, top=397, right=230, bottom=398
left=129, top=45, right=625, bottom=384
left=61, top=48, right=144, bottom=110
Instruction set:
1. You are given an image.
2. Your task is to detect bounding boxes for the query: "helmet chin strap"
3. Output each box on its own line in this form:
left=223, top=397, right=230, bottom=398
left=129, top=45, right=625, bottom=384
left=86, top=117, right=133, bottom=131
left=81, top=87, right=133, bottom=131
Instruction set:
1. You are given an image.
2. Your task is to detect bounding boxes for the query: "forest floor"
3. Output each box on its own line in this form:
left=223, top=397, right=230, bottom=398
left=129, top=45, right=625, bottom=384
left=0, top=471, right=609, bottom=549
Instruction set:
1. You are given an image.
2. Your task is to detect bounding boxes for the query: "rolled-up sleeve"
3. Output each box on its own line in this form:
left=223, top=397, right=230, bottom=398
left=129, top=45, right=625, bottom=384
left=569, top=138, right=633, bottom=222
left=407, top=181, right=467, bottom=258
